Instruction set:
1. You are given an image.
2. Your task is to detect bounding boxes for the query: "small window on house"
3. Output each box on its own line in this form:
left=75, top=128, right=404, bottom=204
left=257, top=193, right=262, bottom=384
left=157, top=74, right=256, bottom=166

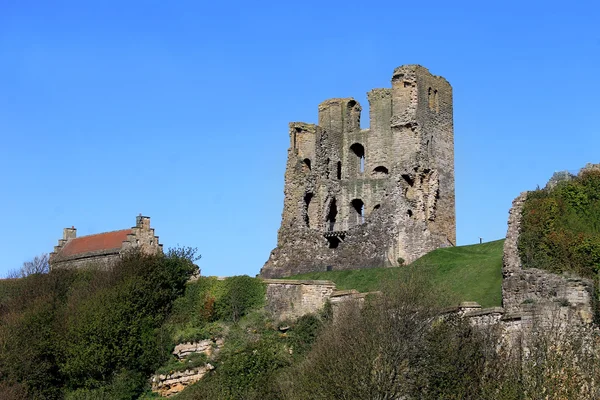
left=337, top=161, right=342, bottom=179
left=303, top=158, right=311, bottom=170
left=350, top=143, right=365, bottom=174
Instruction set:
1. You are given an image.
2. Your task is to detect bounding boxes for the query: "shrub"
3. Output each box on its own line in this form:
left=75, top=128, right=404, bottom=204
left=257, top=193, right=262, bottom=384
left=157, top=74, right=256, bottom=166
left=215, top=276, right=266, bottom=322
left=519, top=169, right=600, bottom=279
left=0, top=247, right=198, bottom=398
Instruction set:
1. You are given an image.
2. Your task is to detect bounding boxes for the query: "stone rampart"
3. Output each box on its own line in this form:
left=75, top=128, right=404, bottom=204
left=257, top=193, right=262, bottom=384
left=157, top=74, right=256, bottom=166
left=263, top=279, right=336, bottom=321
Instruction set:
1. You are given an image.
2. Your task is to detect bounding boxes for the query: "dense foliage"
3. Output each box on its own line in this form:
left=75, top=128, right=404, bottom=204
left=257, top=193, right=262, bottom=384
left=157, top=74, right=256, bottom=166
left=167, top=275, right=266, bottom=343
left=276, top=269, right=600, bottom=400
left=519, top=169, right=600, bottom=278
left=0, top=248, right=198, bottom=399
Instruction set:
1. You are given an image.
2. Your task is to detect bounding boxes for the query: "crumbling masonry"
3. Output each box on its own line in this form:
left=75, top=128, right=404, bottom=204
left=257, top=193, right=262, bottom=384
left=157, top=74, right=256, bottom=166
left=261, top=65, right=455, bottom=278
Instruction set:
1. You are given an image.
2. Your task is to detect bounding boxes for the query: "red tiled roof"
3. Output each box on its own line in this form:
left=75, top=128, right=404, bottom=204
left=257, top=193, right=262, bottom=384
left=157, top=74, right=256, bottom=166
left=59, top=229, right=132, bottom=257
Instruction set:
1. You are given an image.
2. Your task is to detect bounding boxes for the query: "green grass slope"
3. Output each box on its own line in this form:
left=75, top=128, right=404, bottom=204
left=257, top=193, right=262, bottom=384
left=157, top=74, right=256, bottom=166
left=288, top=239, right=504, bottom=308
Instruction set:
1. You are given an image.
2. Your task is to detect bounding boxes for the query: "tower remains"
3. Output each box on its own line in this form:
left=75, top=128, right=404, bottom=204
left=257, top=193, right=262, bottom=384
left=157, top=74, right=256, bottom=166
left=261, top=65, right=455, bottom=278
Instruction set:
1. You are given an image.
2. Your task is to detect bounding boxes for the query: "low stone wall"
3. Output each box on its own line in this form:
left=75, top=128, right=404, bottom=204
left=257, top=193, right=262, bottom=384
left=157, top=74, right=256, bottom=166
left=263, top=279, right=336, bottom=321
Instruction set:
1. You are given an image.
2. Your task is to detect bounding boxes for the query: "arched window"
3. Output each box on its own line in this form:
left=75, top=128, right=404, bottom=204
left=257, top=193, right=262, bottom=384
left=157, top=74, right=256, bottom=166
left=372, top=166, right=388, bottom=177
left=351, top=199, right=365, bottom=226
left=303, top=158, right=311, bottom=171
left=350, top=143, right=365, bottom=174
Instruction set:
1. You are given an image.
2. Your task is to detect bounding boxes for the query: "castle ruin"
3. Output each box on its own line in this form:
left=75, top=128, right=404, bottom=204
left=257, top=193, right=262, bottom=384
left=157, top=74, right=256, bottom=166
left=261, top=65, right=455, bottom=278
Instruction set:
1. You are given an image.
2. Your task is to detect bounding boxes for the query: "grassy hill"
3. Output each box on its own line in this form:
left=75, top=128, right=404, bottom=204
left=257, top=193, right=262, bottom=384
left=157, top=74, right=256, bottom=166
left=288, top=239, right=504, bottom=308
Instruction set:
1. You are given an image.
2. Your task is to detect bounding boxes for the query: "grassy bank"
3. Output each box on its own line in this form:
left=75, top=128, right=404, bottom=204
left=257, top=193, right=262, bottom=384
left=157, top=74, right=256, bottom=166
left=288, top=239, right=504, bottom=308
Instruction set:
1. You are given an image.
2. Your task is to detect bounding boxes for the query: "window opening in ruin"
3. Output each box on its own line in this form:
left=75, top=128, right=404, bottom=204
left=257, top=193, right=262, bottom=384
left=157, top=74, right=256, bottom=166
left=304, top=193, right=314, bottom=227
left=303, top=158, right=311, bottom=171
left=326, top=198, right=338, bottom=231
left=372, top=166, right=389, bottom=177
left=373, top=204, right=381, bottom=211
left=350, top=143, right=365, bottom=174
left=326, top=158, right=330, bottom=179
left=407, top=209, right=413, bottom=217
left=402, top=174, right=414, bottom=186
left=326, top=237, right=341, bottom=249
left=428, top=87, right=434, bottom=110
left=337, top=161, right=342, bottom=179
left=351, top=199, right=365, bottom=225
left=326, top=265, right=333, bottom=271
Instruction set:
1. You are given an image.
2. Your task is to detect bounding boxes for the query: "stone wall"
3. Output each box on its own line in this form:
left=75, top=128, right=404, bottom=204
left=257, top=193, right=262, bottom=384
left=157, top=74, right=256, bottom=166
left=263, top=279, right=336, bottom=321
left=261, top=65, right=455, bottom=278
left=502, top=192, right=594, bottom=324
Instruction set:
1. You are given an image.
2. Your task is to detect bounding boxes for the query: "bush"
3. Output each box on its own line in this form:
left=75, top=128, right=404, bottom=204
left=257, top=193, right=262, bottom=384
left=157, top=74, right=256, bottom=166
left=0, top=247, right=198, bottom=398
left=519, top=169, right=600, bottom=279
left=215, top=276, right=266, bottom=322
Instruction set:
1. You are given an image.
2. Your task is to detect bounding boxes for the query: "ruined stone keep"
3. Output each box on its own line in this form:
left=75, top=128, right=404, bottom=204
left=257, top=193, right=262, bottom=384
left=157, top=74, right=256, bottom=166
left=261, top=65, right=455, bottom=278
left=49, top=215, right=163, bottom=269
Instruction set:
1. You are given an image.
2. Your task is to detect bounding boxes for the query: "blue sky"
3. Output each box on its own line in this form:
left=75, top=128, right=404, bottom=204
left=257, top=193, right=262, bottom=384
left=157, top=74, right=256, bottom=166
left=1, top=0, right=599, bottom=277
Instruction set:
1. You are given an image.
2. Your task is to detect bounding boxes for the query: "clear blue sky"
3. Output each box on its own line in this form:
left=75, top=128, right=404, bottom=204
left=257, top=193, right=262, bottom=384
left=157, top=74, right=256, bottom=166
left=1, top=0, right=599, bottom=277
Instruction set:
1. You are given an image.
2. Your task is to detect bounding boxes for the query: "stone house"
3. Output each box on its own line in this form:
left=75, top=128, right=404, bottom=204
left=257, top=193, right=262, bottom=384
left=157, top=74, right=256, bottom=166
left=49, top=215, right=162, bottom=269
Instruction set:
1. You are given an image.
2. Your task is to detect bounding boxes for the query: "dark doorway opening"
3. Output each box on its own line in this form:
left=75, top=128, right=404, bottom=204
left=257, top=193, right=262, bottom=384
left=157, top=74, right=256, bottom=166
left=326, top=237, right=341, bottom=249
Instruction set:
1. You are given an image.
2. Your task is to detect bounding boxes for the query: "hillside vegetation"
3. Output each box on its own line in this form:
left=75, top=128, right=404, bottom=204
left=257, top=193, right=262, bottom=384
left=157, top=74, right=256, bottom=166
left=288, top=239, right=504, bottom=308
left=519, top=168, right=600, bottom=279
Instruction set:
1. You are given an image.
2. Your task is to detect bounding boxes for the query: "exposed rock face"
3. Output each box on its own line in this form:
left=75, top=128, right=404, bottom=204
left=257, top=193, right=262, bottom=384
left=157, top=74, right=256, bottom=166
left=152, top=338, right=223, bottom=397
left=261, top=65, right=455, bottom=278
left=502, top=192, right=594, bottom=324
left=172, top=338, right=224, bottom=359
left=152, top=365, right=214, bottom=397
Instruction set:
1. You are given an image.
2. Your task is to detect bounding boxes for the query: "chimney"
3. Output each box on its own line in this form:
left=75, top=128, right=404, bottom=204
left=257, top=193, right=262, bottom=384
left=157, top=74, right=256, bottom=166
left=136, top=214, right=151, bottom=230
left=63, top=226, right=77, bottom=240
